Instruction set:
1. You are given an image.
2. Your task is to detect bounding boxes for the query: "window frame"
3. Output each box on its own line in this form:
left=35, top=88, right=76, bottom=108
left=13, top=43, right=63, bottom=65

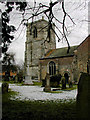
left=49, top=61, right=56, bottom=76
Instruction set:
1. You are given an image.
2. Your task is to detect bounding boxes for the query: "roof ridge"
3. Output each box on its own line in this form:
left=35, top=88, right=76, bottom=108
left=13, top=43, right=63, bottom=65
left=56, top=45, right=78, bottom=50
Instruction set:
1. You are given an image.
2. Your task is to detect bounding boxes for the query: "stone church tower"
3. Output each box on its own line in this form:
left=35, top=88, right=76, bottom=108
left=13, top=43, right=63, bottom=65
left=24, top=17, right=56, bottom=84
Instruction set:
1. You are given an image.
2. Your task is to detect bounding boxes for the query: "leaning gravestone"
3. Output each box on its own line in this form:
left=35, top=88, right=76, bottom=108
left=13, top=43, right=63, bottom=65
left=43, top=73, right=51, bottom=92
left=76, top=73, right=90, bottom=119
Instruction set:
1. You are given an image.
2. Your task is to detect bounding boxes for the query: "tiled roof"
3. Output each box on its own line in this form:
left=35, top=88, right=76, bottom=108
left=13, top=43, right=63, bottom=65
left=41, top=46, right=78, bottom=59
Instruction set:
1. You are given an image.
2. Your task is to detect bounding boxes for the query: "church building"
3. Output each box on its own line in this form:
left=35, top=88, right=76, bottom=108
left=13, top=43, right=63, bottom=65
left=24, top=17, right=90, bottom=84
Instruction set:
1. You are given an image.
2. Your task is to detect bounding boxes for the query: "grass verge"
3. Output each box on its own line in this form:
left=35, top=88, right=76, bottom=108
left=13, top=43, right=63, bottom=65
left=62, top=85, right=77, bottom=91
left=33, top=81, right=42, bottom=86
left=2, top=89, right=77, bottom=120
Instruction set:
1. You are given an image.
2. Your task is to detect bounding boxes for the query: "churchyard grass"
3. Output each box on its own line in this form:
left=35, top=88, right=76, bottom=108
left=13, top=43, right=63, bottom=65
left=45, top=84, right=77, bottom=93
left=33, top=81, right=42, bottom=86
left=45, top=91, right=63, bottom=93
left=2, top=80, right=24, bottom=86
left=2, top=80, right=19, bottom=84
left=2, top=89, right=77, bottom=120
left=62, top=84, right=77, bottom=91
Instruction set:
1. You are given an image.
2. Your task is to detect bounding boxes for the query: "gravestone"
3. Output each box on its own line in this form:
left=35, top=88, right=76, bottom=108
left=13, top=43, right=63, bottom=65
left=76, top=73, right=90, bottom=119
left=43, top=73, right=51, bottom=92
left=61, top=76, right=66, bottom=89
left=1, top=82, right=9, bottom=93
left=68, top=78, right=73, bottom=88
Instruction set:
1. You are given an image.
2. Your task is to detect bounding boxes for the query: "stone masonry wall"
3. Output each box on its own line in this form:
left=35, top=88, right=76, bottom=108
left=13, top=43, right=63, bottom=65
left=40, top=56, right=73, bottom=81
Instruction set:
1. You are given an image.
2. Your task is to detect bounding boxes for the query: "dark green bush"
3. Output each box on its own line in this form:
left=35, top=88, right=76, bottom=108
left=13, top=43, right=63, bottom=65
left=42, top=74, right=62, bottom=87
left=50, top=74, right=62, bottom=87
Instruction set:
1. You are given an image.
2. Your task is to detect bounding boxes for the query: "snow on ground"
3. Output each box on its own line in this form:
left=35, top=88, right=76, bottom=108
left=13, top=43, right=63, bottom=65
left=0, top=83, right=2, bottom=87
left=10, top=84, right=77, bottom=101
left=0, top=83, right=77, bottom=101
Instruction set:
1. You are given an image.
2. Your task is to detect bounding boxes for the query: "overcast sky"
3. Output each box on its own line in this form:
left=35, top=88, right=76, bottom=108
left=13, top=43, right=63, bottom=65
left=1, top=0, right=89, bottom=65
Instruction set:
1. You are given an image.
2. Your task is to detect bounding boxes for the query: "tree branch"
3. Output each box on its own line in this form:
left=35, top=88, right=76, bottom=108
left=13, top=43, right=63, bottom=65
left=62, top=1, right=70, bottom=53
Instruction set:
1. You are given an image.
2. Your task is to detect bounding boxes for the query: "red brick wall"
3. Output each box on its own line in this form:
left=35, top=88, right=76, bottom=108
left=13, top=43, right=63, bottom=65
left=77, top=36, right=90, bottom=73
left=88, top=36, right=90, bottom=59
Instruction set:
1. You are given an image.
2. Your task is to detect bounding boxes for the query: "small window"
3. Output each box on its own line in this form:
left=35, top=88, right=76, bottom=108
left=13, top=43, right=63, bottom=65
left=49, top=61, right=56, bottom=76
left=33, top=27, right=37, bottom=38
left=30, top=28, right=32, bottom=35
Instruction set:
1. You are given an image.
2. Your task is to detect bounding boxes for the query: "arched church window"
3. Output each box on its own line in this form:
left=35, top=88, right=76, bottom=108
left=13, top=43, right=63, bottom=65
left=49, top=61, right=56, bottom=76
left=33, top=27, right=37, bottom=38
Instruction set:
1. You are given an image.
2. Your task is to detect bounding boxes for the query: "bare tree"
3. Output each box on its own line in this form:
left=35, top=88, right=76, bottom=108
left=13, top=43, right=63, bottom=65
left=0, top=0, right=89, bottom=61
left=18, top=0, right=75, bottom=53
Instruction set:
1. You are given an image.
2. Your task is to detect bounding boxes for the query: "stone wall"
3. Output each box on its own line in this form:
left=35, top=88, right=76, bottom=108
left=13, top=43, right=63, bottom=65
left=40, top=56, right=73, bottom=81
left=29, top=66, right=38, bottom=80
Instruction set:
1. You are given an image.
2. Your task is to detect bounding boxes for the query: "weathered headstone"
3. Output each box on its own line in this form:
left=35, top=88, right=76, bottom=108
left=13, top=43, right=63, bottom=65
left=68, top=78, right=73, bottom=88
left=43, top=73, right=51, bottom=92
left=76, top=73, right=90, bottom=119
left=1, top=82, right=9, bottom=93
left=61, top=76, right=66, bottom=89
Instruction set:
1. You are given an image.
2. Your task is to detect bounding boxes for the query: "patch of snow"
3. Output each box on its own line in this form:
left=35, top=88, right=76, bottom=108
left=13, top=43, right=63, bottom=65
left=0, top=82, right=2, bottom=87
left=9, top=84, right=77, bottom=101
